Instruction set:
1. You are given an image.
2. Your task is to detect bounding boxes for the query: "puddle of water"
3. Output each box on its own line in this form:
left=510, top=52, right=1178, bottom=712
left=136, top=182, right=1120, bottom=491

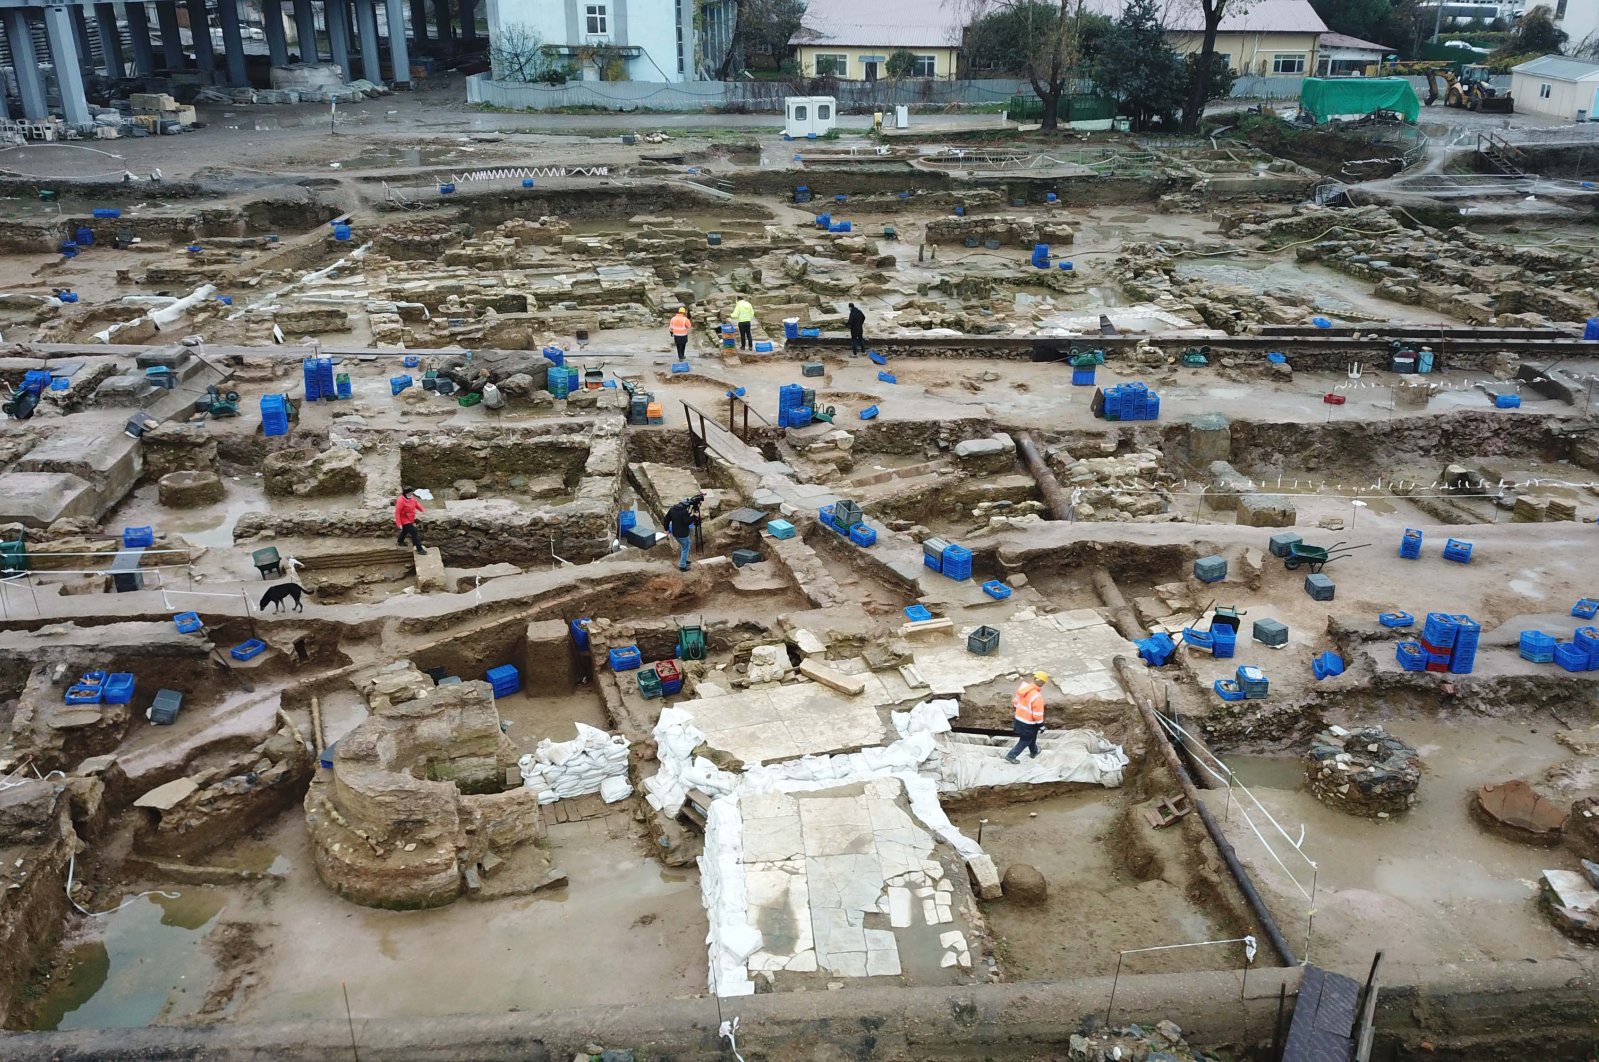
left=1222, top=754, right=1306, bottom=791
left=29, top=892, right=225, bottom=1031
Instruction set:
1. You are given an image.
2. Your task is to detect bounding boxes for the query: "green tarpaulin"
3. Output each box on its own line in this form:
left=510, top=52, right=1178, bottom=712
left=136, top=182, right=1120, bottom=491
left=1300, top=78, right=1420, bottom=124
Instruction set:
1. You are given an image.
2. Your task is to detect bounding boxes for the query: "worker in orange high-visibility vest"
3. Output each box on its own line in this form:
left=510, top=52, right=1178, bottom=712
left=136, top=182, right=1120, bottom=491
left=669, top=306, right=692, bottom=359
left=1006, top=671, right=1049, bottom=763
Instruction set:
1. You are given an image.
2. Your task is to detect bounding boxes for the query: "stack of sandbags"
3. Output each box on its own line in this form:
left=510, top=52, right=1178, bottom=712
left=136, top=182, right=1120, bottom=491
left=517, top=723, right=630, bottom=805
left=643, top=705, right=737, bottom=815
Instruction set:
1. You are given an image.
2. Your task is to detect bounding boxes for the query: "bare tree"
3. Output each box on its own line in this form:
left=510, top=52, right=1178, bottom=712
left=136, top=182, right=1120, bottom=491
left=489, top=23, right=557, bottom=84
left=954, top=0, right=1087, bottom=131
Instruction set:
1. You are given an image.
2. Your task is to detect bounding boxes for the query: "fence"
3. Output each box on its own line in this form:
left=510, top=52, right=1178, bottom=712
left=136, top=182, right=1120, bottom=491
left=467, top=73, right=1309, bottom=113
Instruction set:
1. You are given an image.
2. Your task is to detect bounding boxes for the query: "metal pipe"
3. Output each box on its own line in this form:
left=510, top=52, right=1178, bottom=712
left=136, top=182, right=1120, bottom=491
left=1113, top=653, right=1296, bottom=967
left=1015, top=431, right=1071, bottom=521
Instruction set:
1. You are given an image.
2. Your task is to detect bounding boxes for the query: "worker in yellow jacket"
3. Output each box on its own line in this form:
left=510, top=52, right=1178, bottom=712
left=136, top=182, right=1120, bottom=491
left=1006, top=672, right=1049, bottom=763
left=669, top=307, right=692, bottom=359
left=732, top=296, right=755, bottom=351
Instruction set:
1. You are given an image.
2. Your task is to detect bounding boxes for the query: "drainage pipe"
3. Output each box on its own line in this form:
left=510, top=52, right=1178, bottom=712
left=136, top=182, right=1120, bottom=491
left=1112, top=653, right=1297, bottom=967
left=1014, top=430, right=1072, bottom=521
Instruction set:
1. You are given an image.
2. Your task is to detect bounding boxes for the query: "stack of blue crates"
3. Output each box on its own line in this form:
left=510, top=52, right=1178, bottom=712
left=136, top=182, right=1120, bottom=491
left=486, top=665, right=520, bottom=697
left=1071, top=366, right=1096, bottom=386
left=1448, top=614, right=1480, bottom=674
left=1399, top=528, right=1422, bottom=559
left=1519, top=631, right=1556, bottom=663
left=1101, top=382, right=1161, bottom=422
left=941, top=544, right=973, bottom=581
left=261, top=394, right=289, bottom=436
left=303, top=357, right=335, bottom=401
left=1211, top=625, right=1236, bottom=659
left=1575, top=626, right=1599, bottom=669
left=1555, top=642, right=1589, bottom=672
left=777, top=383, right=807, bottom=428
left=548, top=366, right=579, bottom=398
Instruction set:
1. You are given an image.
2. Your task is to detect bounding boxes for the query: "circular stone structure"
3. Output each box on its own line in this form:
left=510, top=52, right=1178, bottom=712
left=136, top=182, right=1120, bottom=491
left=1473, top=780, right=1568, bottom=846
left=157, top=468, right=225, bottom=508
left=1305, top=726, right=1420, bottom=818
left=1001, top=863, right=1048, bottom=905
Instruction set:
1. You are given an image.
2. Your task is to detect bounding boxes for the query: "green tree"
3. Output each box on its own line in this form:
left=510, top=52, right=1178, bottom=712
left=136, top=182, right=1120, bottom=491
left=886, top=48, right=919, bottom=79
left=488, top=23, right=556, bottom=83
left=1182, top=0, right=1253, bottom=132
left=1186, top=51, right=1236, bottom=119
left=1494, top=3, right=1567, bottom=58
left=1094, top=0, right=1187, bottom=131
left=715, top=0, right=809, bottom=79
left=956, top=0, right=1102, bottom=131
left=1309, top=0, right=1392, bottom=44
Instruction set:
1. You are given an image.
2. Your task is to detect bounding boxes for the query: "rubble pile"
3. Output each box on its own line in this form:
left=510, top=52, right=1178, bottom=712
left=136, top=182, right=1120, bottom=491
left=1066, top=1020, right=1223, bottom=1062
left=1306, top=725, right=1421, bottom=818
left=1049, top=445, right=1175, bottom=521
left=924, top=213, right=1076, bottom=247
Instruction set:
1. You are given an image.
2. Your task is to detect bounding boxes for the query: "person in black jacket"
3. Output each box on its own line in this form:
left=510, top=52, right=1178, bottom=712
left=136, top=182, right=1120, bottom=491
left=847, top=303, right=867, bottom=355
left=665, top=494, right=703, bottom=571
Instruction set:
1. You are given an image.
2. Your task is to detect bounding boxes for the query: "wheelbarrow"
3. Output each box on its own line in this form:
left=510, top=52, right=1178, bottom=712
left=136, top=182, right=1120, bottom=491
left=1283, top=540, right=1371, bottom=573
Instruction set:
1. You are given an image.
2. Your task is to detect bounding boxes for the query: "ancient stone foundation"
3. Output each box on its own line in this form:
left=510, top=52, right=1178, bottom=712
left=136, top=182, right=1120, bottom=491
left=1305, top=726, right=1420, bottom=818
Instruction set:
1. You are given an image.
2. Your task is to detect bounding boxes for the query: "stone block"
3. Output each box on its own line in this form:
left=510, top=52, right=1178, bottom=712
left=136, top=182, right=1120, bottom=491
left=158, top=469, right=225, bottom=508
left=1185, top=413, right=1231, bottom=466
left=415, top=548, right=448, bottom=592
left=0, top=472, right=97, bottom=527
left=1236, top=494, right=1296, bottom=528
left=799, top=659, right=866, bottom=696
left=953, top=437, right=1015, bottom=475
left=966, top=853, right=1003, bottom=900
left=525, top=619, right=578, bottom=695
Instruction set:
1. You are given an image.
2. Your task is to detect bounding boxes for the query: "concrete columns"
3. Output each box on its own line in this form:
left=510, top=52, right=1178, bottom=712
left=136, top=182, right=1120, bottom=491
left=95, top=3, right=126, bottom=77
left=409, top=0, right=426, bottom=42
left=325, top=0, right=353, bottom=80
left=185, top=0, right=215, bottom=73
left=156, top=0, right=186, bottom=68
left=432, top=0, right=451, bottom=43
left=354, top=0, right=380, bottom=80
left=291, top=0, right=317, bottom=60
left=42, top=5, right=92, bottom=126
left=126, top=2, right=158, bottom=75
left=386, top=0, right=411, bottom=83
left=70, top=6, right=94, bottom=68
left=216, top=0, right=247, bottom=84
left=262, top=0, right=289, bottom=65
left=2, top=11, right=46, bottom=119
left=457, top=0, right=472, bottom=42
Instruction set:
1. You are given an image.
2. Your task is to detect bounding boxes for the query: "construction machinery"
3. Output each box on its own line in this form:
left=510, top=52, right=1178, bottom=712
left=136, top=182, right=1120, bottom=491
left=1396, top=63, right=1514, bottom=113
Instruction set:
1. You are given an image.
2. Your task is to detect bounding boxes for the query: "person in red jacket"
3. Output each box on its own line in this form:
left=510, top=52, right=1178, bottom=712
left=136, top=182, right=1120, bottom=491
left=395, top=486, right=426, bottom=554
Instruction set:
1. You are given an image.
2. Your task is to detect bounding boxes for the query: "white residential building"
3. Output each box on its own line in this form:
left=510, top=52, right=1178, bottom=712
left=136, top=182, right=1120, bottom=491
left=488, top=0, right=696, bottom=81
left=1553, top=0, right=1599, bottom=57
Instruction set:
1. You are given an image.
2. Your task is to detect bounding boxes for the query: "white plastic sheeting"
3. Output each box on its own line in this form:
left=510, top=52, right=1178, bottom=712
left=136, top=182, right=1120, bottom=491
left=517, top=723, right=630, bottom=805
left=932, top=730, right=1129, bottom=793
left=675, top=698, right=1129, bottom=996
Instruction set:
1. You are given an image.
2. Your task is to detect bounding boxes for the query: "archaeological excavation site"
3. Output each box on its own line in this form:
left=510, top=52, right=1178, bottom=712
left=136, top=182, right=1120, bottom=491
left=1, top=106, right=1599, bottom=1062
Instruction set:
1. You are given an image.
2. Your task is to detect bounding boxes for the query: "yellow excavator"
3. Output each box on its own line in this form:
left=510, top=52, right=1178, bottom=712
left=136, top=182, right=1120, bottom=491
left=1395, top=62, right=1515, bottom=113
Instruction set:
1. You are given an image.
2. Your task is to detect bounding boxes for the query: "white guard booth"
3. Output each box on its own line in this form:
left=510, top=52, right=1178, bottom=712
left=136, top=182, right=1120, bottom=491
left=784, top=96, right=838, bottom=138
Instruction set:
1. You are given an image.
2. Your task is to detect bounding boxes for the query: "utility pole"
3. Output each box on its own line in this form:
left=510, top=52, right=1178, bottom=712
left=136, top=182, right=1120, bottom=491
left=1432, top=0, right=1444, bottom=43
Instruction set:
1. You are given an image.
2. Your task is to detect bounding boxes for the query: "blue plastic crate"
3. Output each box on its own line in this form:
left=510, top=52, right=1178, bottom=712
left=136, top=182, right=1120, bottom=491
left=1442, top=538, right=1473, bottom=564
left=941, top=545, right=973, bottom=581
left=849, top=523, right=876, bottom=547
left=1312, top=651, right=1345, bottom=679
left=609, top=646, right=642, bottom=672
left=859, top=405, right=879, bottom=420
left=1071, top=368, right=1096, bottom=386
left=904, top=605, right=932, bottom=622
left=542, top=346, right=564, bottom=366
left=868, top=352, right=887, bottom=366
left=767, top=519, right=796, bottom=540
left=231, top=639, right=266, bottom=661
left=1211, top=627, right=1236, bottom=659
left=1396, top=642, right=1427, bottom=671
left=570, top=618, right=592, bottom=651
left=1555, top=642, right=1589, bottom=672
left=1422, top=613, right=1458, bottom=647
left=671, top=361, right=691, bottom=374
left=923, top=552, right=942, bottom=573
left=1572, top=599, right=1599, bottom=619
left=1399, top=528, right=1423, bottom=559
left=122, top=526, right=154, bottom=548
left=1494, top=393, right=1520, bottom=409
left=981, top=580, right=1011, bottom=600
left=174, top=611, right=203, bottom=634
left=878, top=371, right=896, bottom=384
left=1379, top=611, right=1414, bottom=628
left=1519, top=631, right=1556, bottom=663
left=1212, top=679, right=1247, bottom=702
left=1136, top=632, right=1176, bottom=667
left=391, top=374, right=413, bottom=395
left=103, top=673, right=135, bottom=705
left=754, top=341, right=774, bottom=353
left=1194, top=555, right=1227, bottom=583
left=64, top=685, right=103, bottom=705
left=486, top=664, right=520, bottom=696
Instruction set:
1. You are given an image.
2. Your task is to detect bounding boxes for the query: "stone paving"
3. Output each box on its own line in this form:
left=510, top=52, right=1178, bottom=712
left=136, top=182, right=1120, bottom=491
left=740, top=778, right=969, bottom=981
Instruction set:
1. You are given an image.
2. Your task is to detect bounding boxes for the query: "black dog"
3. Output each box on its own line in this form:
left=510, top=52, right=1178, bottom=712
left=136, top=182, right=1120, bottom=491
left=259, top=583, right=304, bottom=613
